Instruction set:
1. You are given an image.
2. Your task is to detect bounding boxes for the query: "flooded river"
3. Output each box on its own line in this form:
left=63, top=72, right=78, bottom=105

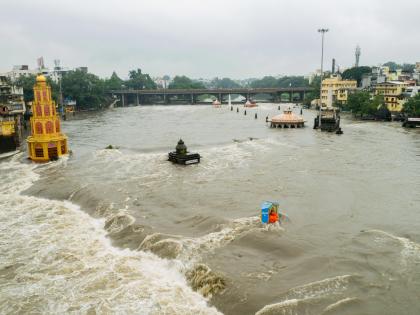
left=1, top=104, right=420, bottom=314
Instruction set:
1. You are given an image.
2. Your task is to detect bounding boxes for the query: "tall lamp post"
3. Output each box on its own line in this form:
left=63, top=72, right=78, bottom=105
left=318, top=28, right=328, bottom=128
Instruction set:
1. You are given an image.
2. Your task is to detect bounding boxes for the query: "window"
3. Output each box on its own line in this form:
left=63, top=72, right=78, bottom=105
left=44, top=105, right=50, bottom=116
left=55, top=120, right=60, bottom=132
left=45, top=121, right=54, bottom=134
left=36, top=105, right=42, bottom=116
left=35, top=144, right=43, bottom=158
left=35, top=122, right=43, bottom=134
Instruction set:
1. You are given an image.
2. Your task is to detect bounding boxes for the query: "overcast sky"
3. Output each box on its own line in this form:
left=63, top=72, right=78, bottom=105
left=1, top=0, right=419, bottom=79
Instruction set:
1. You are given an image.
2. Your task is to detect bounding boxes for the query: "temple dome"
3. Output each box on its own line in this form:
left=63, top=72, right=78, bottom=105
left=36, top=74, right=47, bottom=83
left=271, top=108, right=304, bottom=123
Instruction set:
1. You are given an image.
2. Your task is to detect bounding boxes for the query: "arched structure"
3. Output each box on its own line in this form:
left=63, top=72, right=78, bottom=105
left=27, top=75, right=69, bottom=162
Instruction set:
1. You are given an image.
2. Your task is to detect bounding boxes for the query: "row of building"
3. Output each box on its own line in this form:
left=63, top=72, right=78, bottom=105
left=4, top=58, right=88, bottom=84
left=318, top=62, right=420, bottom=113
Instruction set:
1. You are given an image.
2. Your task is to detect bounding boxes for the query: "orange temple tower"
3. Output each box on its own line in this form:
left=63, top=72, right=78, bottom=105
left=27, top=75, right=68, bottom=162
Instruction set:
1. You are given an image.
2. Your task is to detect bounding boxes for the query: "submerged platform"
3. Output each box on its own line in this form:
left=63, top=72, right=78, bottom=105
left=168, top=139, right=200, bottom=165
left=168, top=152, right=200, bottom=165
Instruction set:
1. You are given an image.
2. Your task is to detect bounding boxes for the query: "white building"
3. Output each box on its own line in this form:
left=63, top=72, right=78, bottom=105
left=403, top=86, right=420, bottom=98
left=5, top=65, right=38, bottom=82
left=4, top=62, right=71, bottom=84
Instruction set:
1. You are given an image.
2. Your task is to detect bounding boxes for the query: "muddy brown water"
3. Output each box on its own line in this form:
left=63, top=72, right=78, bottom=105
left=1, top=104, right=420, bottom=315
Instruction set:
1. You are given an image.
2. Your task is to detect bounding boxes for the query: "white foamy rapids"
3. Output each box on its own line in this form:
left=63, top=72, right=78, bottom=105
left=254, top=275, right=355, bottom=315
left=92, top=149, right=173, bottom=187
left=255, top=299, right=300, bottom=315
left=279, top=275, right=353, bottom=302
left=0, top=159, right=221, bottom=315
left=140, top=216, right=284, bottom=265
left=197, top=138, right=292, bottom=178
left=363, top=229, right=420, bottom=270
left=322, top=297, right=359, bottom=314
left=91, top=140, right=289, bottom=187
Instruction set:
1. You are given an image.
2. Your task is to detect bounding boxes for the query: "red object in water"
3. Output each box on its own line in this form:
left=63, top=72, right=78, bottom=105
left=269, top=212, right=278, bottom=223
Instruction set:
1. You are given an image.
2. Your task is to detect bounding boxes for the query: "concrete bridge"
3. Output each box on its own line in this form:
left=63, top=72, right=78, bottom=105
left=108, top=87, right=313, bottom=106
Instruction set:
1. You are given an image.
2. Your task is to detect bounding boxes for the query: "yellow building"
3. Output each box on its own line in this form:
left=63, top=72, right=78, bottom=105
left=27, top=75, right=69, bottom=162
left=374, top=82, right=408, bottom=112
left=321, top=75, right=357, bottom=107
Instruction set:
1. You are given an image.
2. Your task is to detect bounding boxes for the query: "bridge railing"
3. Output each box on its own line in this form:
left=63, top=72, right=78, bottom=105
left=108, top=87, right=313, bottom=94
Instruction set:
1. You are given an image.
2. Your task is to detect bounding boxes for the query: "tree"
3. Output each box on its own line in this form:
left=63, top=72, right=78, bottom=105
left=303, top=76, right=321, bottom=106
left=104, top=71, right=124, bottom=90
left=15, top=74, right=59, bottom=103
left=383, top=61, right=415, bottom=73
left=346, top=92, right=387, bottom=118
left=250, top=76, right=278, bottom=88
left=341, top=66, right=371, bottom=86
left=277, top=76, right=309, bottom=88
left=346, top=91, right=371, bottom=116
left=168, top=75, right=205, bottom=89
left=366, top=95, right=383, bottom=116
left=401, top=63, right=415, bottom=73
left=61, top=70, right=106, bottom=110
left=250, top=76, right=309, bottom=89
left=126, top=68, right=156, bottom=90
left=374, top=95, right=391, bottom=121
left=14, top=74, right=37, bottom=102
left=383, top=61, right=399, bottom=71
left=210, top=77, right=241, bottom=89
left=403, top=94, right=420, bottom=117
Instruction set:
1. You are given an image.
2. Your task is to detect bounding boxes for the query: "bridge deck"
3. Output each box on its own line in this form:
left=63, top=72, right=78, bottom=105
left=109, top=87, right=313, bottom=95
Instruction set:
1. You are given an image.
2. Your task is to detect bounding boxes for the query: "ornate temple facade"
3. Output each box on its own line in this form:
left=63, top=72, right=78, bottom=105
left=27, top=75, right=68, bottom=162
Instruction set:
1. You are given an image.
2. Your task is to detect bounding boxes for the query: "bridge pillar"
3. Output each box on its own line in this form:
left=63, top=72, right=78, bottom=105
left=219, top=93, right=222, bottom=103
left=136, top=94, right=139, bottom=106
left=121, top=94, right=125, bottom=107
left=191, top=93, right=194, bottom=104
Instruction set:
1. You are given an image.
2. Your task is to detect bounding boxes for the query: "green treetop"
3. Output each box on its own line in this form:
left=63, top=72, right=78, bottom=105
left=104, top=71, right=124, bottom=90
left=210, top=77, right=241, bottom=89
left=168, top=76, right=205, bottom=89
left=341, top=67, right=371, bottom=86
left=61, top=69, right=106, bottom=110
left=126, top=69, right=156, bottom=90
left=403, top=94, right=420, bottom=116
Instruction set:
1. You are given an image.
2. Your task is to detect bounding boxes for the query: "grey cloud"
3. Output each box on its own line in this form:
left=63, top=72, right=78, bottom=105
left=1, top=0, right=419, bottom=78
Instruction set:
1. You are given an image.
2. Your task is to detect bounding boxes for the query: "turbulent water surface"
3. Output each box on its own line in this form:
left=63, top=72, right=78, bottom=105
left=1, top=104, right=420, bottom=315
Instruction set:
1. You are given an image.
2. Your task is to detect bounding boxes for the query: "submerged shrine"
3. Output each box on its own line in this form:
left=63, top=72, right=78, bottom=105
left=168, top=139, right=200, bottom=165
left=270, top=107, right=305, bottom=128
left=27, top=75, right=69, bottom=162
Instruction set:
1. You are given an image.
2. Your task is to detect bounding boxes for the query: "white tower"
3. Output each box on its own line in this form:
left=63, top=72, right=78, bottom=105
left=355, top=45, right=361, bottom=67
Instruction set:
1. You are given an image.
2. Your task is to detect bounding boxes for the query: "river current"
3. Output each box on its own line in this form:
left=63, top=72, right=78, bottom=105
left=1, top=104, right=420, bottom=314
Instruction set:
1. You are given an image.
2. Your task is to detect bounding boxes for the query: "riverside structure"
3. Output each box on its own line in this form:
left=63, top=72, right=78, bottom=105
left=27, top=75, right=69, bottom=162
left=109, top=87, right=313, bottom=105
left=270, top=107, right=305, bottom=128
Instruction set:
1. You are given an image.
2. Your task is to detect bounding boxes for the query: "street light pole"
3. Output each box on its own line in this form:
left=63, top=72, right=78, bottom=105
left=318, top=28, right=328, bottom=128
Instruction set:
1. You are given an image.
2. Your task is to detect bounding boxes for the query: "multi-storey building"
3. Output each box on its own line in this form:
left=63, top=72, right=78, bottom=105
left=321, top=75, right=357, bottom=107
left=374, top=81, right=409, bottom=112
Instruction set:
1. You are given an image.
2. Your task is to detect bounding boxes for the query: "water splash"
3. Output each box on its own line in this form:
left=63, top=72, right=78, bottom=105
left=0, top=159, right=221, bottom=314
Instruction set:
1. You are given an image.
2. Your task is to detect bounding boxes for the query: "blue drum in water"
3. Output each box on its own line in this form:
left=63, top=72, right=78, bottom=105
left=261, top=201, right=279, bottom=224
